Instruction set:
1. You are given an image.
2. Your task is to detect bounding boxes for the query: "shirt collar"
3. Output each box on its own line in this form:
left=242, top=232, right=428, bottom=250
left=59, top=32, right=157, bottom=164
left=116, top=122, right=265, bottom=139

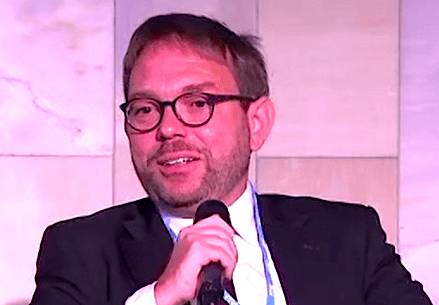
left=229, top=182, right=258, bottom=245
left=160, top=182, right=257, bottom=244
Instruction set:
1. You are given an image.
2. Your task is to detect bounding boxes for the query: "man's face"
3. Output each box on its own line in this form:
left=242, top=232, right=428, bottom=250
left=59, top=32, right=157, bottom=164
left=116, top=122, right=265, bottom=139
left=126, top=42, right=251, bottom=216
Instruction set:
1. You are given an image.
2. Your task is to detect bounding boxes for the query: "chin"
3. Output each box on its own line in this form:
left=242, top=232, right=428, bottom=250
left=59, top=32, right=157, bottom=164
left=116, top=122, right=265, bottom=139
left=147, top=184, right=207, bottom=209
left=155, top=194, right=204, bottom=218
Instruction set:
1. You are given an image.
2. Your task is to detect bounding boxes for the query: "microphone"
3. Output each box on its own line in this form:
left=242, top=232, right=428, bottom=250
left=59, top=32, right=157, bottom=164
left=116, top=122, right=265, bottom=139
left=193, top=200, right=232, bottom=305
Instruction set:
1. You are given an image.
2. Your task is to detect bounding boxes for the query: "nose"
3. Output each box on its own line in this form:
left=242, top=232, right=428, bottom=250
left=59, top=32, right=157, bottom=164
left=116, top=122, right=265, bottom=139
left=156, top=106, right=186, bottom=140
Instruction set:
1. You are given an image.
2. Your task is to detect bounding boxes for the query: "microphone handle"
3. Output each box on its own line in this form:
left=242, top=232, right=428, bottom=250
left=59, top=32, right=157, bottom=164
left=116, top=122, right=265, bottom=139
left=197, top=262, right=224, bottom=305
left=194, top=200, right=231, bottom=305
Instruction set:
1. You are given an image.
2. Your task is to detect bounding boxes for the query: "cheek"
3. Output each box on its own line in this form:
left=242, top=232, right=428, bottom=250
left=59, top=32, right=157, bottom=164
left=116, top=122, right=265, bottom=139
left=128, top=134, right=156, bottom=156
left=195, top=119, right=245, bottom=155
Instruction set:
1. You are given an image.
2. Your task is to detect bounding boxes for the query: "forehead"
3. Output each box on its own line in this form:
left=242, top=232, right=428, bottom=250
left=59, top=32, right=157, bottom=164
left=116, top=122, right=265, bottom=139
left=128, top=40, right=238, bottom=99
left=146, top=38, right=230, bottom=65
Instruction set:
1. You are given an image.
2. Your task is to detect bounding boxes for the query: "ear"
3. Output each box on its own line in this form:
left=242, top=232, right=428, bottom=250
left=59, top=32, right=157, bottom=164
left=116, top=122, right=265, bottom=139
left=246, top=96, right=275, bottom=151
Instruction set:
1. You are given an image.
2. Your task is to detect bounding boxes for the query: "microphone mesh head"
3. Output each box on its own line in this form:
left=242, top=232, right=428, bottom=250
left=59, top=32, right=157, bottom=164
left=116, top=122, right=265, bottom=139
left=193, top=200, right=231, bottom=226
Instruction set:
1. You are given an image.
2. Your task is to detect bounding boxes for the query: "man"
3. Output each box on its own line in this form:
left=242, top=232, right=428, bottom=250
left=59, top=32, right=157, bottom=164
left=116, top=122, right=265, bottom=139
left=30, top=13, right=432, bottom=305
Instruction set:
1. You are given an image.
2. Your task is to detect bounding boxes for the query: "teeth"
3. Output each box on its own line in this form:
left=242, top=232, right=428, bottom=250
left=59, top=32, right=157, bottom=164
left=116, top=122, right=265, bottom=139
left=164, top=157, right=194, bottom=165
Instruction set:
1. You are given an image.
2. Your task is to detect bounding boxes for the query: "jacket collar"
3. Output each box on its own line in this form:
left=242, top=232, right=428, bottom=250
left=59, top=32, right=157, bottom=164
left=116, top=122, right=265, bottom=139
left=119, top=198, right=173, bottom=288
left=258, top=194, right=332, bottom=305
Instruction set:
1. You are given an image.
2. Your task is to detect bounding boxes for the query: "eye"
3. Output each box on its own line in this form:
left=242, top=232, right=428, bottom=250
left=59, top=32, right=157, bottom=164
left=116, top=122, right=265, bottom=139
left=191, top=100, right=209, bottom=108
left=128, top=100, right=158, bottom=117
left=135, top=106, right=152, bottom=114
left=177, top=94, right=211, bottom=116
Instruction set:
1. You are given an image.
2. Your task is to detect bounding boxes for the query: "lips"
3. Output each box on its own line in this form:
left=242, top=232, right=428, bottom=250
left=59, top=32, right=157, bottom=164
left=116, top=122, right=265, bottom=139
left=161, top=157, right=197, bottom=166
left=156, top=153, right=202, bottom=178
left=157, top=153, right=201, bottom=167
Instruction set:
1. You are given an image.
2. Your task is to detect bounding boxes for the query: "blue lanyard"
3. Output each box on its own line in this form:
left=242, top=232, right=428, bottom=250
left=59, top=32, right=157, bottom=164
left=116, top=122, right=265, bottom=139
left=251, top=184, right=276, bottom=305
left=163, top=185, right=276, bottom=305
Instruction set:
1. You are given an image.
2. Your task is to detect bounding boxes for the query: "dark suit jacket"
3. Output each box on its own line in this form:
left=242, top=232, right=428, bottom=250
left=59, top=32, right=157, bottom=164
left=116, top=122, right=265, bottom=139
left=30, top=195, right=432, bottom=305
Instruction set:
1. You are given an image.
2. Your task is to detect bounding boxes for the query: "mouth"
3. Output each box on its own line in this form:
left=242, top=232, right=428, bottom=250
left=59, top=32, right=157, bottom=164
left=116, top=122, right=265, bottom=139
left=157, top=153, right=201, bottom=167
left=161, top=157, right=198, bottom=166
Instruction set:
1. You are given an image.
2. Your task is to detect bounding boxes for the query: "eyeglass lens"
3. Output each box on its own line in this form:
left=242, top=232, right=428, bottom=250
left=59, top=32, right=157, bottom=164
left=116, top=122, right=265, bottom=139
left=126, top=93, right=213, bottom=131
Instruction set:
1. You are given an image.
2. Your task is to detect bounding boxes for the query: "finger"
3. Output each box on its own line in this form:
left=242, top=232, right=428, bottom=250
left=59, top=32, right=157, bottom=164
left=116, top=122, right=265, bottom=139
left=179, top=230, right=233, bottom=246
left=192, top=214, right=235, bottom=235
left=193, top=240, right=238, bottom=278
left=175, top=228, right=238, bottom=274
left=194, top=235, right=238, bottom=265
left=178, top=230, right=235, bottom=257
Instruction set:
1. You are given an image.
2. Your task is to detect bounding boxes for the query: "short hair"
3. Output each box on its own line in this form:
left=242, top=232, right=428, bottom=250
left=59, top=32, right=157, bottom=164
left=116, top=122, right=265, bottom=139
left=122, top=13, right=269, bottom=104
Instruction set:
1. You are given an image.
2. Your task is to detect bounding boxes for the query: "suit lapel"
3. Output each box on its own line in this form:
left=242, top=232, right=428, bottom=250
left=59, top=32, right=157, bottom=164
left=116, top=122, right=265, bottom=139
left=119, top=198, right=174, bottom=288
left=257, top=194, right=309, bottom=304
left=258, top=195, right=336, bottom=305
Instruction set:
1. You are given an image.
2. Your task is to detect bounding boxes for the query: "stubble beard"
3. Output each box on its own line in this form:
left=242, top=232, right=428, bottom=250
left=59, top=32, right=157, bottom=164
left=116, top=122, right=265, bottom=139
left=131, top=131, right=251, bottom=216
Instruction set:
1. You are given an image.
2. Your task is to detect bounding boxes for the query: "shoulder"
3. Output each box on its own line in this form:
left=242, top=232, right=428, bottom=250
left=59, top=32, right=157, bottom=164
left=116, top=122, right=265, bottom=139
left=257, top=193, right=379, bottom=228
left=257, top=194, right=388, bottom=259
left=258, top=193, right=374, bottom=212
left=42, top=197, right=154, bottom=243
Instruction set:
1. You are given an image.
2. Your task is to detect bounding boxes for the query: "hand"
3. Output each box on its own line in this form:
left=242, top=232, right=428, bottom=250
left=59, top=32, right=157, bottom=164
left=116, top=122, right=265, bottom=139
left=154, top=215, right=238, bottom=305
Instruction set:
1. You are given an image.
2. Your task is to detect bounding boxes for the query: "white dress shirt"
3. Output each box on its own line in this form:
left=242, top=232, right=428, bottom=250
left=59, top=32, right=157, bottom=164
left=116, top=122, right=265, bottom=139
left=126, top=183, right=287, bottom=305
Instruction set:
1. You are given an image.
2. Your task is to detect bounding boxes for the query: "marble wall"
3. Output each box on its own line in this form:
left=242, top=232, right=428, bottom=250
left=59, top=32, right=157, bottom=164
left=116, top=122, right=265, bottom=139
left=0, top=1, right=114, bottom=304
left=400, top=0, right=439, bottom=301
left=0, top=0, right=437, bottom=304
left=257, top=0, right=399, bottom=248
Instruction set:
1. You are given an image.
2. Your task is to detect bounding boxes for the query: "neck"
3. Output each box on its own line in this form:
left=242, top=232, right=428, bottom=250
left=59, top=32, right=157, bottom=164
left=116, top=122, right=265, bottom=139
left=155, top=179, right=249, bottom=218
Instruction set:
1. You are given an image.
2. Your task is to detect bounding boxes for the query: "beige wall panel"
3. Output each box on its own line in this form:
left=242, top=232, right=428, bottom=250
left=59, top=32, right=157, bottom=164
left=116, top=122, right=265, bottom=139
left=256, top=157, right=398, bottom=245
left=258, top=0, right=399, bottom=157
left=114, top=0, right=258, bottom=203
left=0, top=156, right=112, bottom=305
left=399, top=0, right=439, bottom=300
left=0, top=0, right=114, bottom=156
left=114, top=131, right=146, bottom=203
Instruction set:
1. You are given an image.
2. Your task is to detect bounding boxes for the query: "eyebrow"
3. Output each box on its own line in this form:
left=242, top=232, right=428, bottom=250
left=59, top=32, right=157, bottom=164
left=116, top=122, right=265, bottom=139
left=181, top=82, right=216, bottom=92
left=128, top=81, right=217, bottom=101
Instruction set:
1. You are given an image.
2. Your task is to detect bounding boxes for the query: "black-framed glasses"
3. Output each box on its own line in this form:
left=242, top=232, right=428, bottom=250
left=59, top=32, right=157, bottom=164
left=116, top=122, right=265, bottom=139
left=119, top=92, right=256, bottom=132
